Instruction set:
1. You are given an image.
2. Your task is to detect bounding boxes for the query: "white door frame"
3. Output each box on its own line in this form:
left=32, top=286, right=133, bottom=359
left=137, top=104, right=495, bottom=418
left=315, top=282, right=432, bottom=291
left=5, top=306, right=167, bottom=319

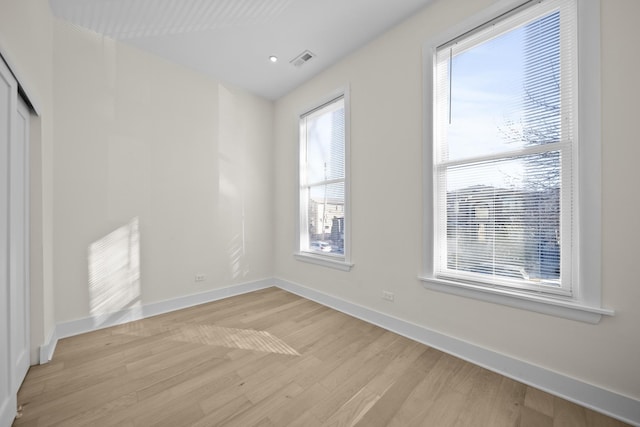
left=0, top=55, right=31, bottom=427
left=0, top=53, right=18, bottom=427
left=10, top=96, right=30, bottom=394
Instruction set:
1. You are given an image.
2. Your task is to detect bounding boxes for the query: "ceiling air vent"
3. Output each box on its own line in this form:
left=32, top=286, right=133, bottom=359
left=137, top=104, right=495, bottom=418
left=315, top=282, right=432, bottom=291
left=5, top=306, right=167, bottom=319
left=290, top=50, right=316, bottom=67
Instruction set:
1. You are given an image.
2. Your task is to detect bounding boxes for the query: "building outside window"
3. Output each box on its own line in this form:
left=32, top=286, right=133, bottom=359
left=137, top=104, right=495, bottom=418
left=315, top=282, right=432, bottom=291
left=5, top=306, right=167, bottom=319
left=296, top=91, right=352, bottom=271
left=422, top=0, right=612, bottom=322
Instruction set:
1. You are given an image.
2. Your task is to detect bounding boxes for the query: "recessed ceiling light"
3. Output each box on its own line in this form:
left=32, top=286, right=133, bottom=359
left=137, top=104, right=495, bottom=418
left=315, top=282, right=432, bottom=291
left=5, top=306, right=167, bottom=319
left=269, top=56, right=278, bottom=63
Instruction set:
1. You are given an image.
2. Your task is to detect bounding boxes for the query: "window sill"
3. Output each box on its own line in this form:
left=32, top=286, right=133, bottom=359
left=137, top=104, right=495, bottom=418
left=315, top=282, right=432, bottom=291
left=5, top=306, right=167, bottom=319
left=419, top=276, right=614, bottom=324
left=294, top=252, right=354, bottom=272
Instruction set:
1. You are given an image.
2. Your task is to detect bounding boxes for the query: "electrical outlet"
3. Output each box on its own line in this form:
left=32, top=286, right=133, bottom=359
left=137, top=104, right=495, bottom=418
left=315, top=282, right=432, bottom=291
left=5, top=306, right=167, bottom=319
left=382, top=291, right=395, bottom=302
left=195, top=274, right=206, bottom=282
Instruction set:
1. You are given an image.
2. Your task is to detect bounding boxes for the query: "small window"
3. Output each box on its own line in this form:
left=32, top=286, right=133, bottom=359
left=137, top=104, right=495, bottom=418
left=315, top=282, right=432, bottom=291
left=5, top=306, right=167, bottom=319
left=421, top=0, right=613, bottom=322
left=296, top=91, right=352, bottom=271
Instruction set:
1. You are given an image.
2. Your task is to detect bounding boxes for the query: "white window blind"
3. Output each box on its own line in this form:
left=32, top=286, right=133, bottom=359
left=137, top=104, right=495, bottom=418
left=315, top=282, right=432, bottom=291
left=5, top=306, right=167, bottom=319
left=433, top=0, right=577, bottom=296
left=299, top=95, right=346, bottom=259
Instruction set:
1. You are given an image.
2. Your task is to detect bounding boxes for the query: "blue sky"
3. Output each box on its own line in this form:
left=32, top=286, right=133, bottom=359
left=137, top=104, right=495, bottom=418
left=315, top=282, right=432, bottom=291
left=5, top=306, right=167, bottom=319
left=443, top=10, right=562, bottom=191
left=445, top=24, right=529, bottom=190
left=449, top=25, right=527, bottom=161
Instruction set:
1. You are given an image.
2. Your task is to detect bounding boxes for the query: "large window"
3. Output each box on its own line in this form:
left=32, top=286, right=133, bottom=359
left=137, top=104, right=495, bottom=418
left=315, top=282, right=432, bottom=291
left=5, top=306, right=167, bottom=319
left=296, top=92, right=352, bottom=271
left=421, top=0, right=612, bottom=322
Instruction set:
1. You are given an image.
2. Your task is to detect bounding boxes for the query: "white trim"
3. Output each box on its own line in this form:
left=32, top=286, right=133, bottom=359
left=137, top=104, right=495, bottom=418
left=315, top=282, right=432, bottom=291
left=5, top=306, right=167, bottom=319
left=437, top=141, right=570, bottom=169
left=21, top=97, right=31, bottom=367
left=54, top=278, right=274, bottom=340
left=0, top=56, right=16, bottom=427
left=293, top=252, right=354, bottom=271
left=39, top=328, right=57, bottom=364
left=0, top=40, right=42, bottom=116
left=422, top=0, right=606, bottom=321
left=11, top=97, right=31, bottom=390
left=419, top=276, right=613, bottom=324
left=306, top=177, right=345, bottom=187
left=273, top=278, right=639, bottom=426
left=295, top=86, right=352, bottom=269
left=0, top=394, right=17, bottom=427
left=575, top=0, right=602, bottom=308
left=39, top=277, right=639, bottom=425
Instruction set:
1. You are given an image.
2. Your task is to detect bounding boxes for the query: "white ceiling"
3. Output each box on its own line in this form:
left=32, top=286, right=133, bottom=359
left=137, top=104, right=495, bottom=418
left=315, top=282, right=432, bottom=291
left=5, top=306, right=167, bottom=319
left=49, top=0, right=433, bottom=100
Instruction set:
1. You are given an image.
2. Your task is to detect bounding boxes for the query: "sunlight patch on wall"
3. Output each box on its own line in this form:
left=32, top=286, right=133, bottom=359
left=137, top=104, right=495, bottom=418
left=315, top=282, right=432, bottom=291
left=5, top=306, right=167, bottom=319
left=228, top=232, right=249, bottom=280
left=88, top=218, right=141, bottom=327
left=218, top=84, right=250, bottom=280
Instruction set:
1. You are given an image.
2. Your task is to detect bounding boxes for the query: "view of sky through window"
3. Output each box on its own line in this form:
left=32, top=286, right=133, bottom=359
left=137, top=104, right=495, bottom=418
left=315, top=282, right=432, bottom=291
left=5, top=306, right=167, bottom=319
left=437, top=9, right=564, bottom=284
left=449, top=27, right=526, bottom=161
left=445, top=10, right=561, bottom=191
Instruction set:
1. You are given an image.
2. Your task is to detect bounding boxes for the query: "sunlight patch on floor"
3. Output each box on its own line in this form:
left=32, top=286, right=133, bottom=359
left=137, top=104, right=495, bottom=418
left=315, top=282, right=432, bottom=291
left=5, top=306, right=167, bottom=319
left=115, top=321, right=300, bottom=356
left=177, top=324, right=300, bottom=356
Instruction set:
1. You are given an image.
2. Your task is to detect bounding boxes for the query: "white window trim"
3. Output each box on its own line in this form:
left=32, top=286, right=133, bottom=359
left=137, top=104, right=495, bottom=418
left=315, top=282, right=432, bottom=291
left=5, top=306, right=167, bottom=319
left=295, top=86, right=353, bottom=272
left=419, top=0, right=613, bottom=323
left=293, top=252, right=354, bottom=272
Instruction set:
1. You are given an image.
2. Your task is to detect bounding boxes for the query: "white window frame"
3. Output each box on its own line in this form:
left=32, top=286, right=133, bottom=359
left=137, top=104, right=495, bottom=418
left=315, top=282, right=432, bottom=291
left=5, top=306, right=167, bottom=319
left=294, top=88, right=353, bottom=271
left=420, top=0, right=613, bottom=323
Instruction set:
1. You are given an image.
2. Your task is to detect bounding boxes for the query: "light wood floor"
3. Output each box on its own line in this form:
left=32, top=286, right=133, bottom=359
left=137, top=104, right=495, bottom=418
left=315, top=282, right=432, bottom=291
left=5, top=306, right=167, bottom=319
left=14, top=287, right=628, bottom=427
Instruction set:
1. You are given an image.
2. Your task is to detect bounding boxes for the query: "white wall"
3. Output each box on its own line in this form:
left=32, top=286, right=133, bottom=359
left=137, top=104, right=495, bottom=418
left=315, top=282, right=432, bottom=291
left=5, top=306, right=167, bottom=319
left=1, top=0, right=638, bottom=410
left=0, top=0, right=275, bottom=358
left=274, top=0, right=640, bottom=402
left=52, top=22, right=274, bottom=323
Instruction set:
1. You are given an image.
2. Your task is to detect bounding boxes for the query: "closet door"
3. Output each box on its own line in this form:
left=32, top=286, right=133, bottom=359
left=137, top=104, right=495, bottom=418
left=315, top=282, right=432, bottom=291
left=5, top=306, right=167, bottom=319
left=0, top=56, right=18, bottom=427
left=10, top=96, right=30, bottom=394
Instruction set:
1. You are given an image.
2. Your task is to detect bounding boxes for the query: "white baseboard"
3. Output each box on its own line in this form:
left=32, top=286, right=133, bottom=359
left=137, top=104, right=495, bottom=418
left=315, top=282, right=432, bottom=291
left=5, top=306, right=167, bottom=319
left=42, top=276, right=639, bottom=426
left=54, top=278, right=274, bottom=340
left=273, top=278, right=640, bottom=427
left=39, top=328, right=58, bottom=364
left=0, top=393, right=17, bottom=427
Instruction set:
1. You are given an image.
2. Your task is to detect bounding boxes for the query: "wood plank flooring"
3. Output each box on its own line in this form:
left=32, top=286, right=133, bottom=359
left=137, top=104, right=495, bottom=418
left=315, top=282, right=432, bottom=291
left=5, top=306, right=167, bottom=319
left=13, top=287, right=629, bottom=426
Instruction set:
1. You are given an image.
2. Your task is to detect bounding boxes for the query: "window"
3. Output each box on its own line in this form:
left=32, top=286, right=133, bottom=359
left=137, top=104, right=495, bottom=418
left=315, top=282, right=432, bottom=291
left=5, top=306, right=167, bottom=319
left=296, top=91, right=352, bottom=271
left=421, top=0, right=613, bottom=322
